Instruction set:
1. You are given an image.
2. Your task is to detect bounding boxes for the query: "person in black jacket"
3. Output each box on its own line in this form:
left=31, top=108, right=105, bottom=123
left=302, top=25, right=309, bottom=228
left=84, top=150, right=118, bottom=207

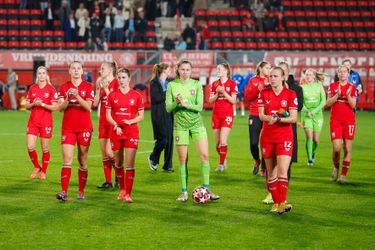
left=148, top=63, right=174, bottom=172
left=279, top=62, right=304, bottom=179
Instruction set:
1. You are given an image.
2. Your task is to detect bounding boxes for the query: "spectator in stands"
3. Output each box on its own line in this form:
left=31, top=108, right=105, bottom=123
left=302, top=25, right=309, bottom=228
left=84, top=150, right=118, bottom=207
left=254, top=0, right=266, bottom=31
left=101, top=8, right=113, bottom=42
left=20, top=0, right=27, bottom=9
left=269, top=0, right=283, bottom=12
left=107, top=1, right=119, bottom=16
left=182, top=23, right=196, bottom=49
left=145, top=0, right=157, bottom=21
left=277, top=12, right=285, bottom=31
left=263, top=11, right=277, bottom=32
left=90, top=12, right=101, bottom=42
left=166, top=0, right=177, bottom=17
left=175, top=36, right=187, bottom=50
left=84, top=38, right=96, bottom=52
left=44, top=1, right=56, bottom=31
left=195, top=32, right=205, bottom=50
left=98, top=0, right=106, bottom=13
left=242, top=11, right=256, bottom=32
left=7, top=69, right=18, bottom=111
left=86, top=0, right=95, bottom=14
left=66, top=12, right=78, bottom=42
left=135, top=8, right=148, bottom=42
left=59, top=0, right=71, bottom=33
left=160, top=0, right=168, bottom=17
left=125, top=9, right=136, bottom=42
left=193, top=0, right=208, bottom=11
left=75, top=3, right=89, bottom=20
left=95, top=37, right=108, bottom=51
left=179, top=0, right=194, bottom=17
left=93, top=0, right=101, bottom=17
left=40, top=0, right=48, bottom=10
left=78, top=12, right=91, bottom=42
left=200, top=22, right=211, bottom=50
left=114, top=9, right=126, bottom=42
left=163, top=33, right=175, bottom=51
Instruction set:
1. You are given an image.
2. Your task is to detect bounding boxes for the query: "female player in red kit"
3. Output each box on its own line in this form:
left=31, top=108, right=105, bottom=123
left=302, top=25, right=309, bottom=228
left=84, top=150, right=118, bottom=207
left=26, top=66, right=58, bottom=179
left=326, top=65, right=357, bottom=183
left=258, top=67, right=297, bottom=214
left=93, top=61, right=119, bottom=188
left=56, top=61, right=94, bottom=201
left=106, top=68, right=144, bottom=203
left=208, top=63, right=237, bottom=172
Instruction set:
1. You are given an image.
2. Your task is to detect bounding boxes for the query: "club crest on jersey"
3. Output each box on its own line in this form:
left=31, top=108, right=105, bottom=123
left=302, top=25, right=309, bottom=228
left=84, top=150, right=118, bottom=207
left=225, top=87, right=230, bottom=92
left=281, top=100, right=287, bottom=107
left=129, top=99, right=135, bottom=105
left=90, top=90, right=94, bottom=97
left=32, top=93, right=36, bottom=97
left=175, top=136, right=180, bottom=142
left=81, top=90, right=86, bottom=97
left=190, top=89, right=196, bottom=96
left=44, top=93, right=49, bottom=98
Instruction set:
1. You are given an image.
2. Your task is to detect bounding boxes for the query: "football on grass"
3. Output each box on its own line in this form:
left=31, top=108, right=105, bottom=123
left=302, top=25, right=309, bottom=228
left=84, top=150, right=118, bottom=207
left=192, top=186, right=210, bottom=204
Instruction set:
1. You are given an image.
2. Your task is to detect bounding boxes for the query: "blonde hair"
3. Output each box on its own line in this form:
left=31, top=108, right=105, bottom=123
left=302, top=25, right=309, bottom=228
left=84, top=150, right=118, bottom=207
left=103, top=61, right=118, bottom=77
left=218, top=63, right=231, bottom=78
left=117, top=67, right=130, bottom=77
left=270, top=66, right=287, bottom=87
left=35, top=66, right=51, bottom=85
left=151, top=62, right=170, bottom=80
left=338, top=64, right=350, bottom=73
left=305, top=68, right=325, bottom=82
left=256, top=61, right=270, bottom=76
left=174, top=60, right=192, bottom=79
left=69, top=61, right=83, bottom=68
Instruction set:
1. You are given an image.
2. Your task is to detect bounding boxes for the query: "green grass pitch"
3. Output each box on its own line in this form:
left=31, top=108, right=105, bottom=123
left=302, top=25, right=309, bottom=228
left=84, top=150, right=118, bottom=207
left=0, top=110, right=374, bottom=249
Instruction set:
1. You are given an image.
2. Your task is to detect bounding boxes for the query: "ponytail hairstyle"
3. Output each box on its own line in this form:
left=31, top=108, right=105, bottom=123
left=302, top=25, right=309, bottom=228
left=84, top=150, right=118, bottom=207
left=35, top=66, right=51, bottom=85
left=104, top=61, right=118, bottom=78
left=278, top=61, right=290, bottom=73
left=218, top=63, right=231, bottom=78
left=174, top=59, right=192, bottom=79
left=338, top=64, right=350, bottom=74
left=117, top=67, right=130, bottom=78
left=270, top=66, right=287, bottom=86
left=151, top=62, right=170, bottom=80
left=305, top=68, right=325, bottom=83
left=256, top=61, right=270, bottom=76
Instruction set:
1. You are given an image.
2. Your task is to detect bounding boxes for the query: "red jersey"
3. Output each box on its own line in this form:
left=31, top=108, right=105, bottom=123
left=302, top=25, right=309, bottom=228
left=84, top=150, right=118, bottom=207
left=328, top=82, right=356, bottom=122
left=59, top=81, right=94, bottom=132
left=258, top=86, right=298, bottom=143
left=106, top=89, right=144, bottom=139
left=210, top=79, right=238, bottom=116
left=244, top=75, right=269, bottom=116
left=26, top=84, right=58, bottom=127
left=99, top=78, right=119, bottom=126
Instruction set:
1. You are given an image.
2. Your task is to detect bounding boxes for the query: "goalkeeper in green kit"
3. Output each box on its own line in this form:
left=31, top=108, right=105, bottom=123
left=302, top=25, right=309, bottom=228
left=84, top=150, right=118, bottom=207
left=301, top=69, right=326, bottom=166
left=166, top=60, right=220, bottom=202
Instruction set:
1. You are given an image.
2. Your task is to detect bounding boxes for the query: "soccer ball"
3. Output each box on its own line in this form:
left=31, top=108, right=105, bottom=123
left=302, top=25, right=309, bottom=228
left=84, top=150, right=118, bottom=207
left=192, top=186, right=210, bottom=204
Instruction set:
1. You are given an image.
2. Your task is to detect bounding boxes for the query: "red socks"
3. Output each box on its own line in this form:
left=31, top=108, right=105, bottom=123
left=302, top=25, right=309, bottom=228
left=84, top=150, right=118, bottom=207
left=61, top=165, right=72, bottom=193
left=125, top=168, right=135, bottom=196
left=216, top=145, right=220, bottom=154
left=114, top=165, right=125, bottom=190
left=341, top=161, right=350, bottom=176
left=78, top=167, right=88, bottom=194
left=278, top=177, right=289, bottom=204
left=219, top=145, right=228, bottom=165
left=28, top=150, right=41, bottom=169
left=103, top=158, right=112, bottom=183
left=267, top=177, right=279, bottom=204
left=41, top=151, right=50, bottom=174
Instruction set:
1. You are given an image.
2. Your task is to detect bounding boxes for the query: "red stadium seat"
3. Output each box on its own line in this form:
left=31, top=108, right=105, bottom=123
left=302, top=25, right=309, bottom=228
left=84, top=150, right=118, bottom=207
left=283, top=11, right=294, bottom=22
left=334, top=32, right=345, bottom=43
left=123, top=42, right=134, bottom=50
left=0, top=30, right=7, bottom=41
left=19, top=9, right=29, bottom=19
left=361, top=11, right=372, bottom=22
left=20, top=41, right=31, bottom=49
left=302, top=1, right=313, bottom=11
left=135, top=42, right=146, bottom=49
left=313, top=1, right=324, bottom=11
left=210, top=42, right=222, bottom=50
left=230, top=20, right=242, bottom=31
left=77, top=42, right=85, bottom=49
left=54, top=30, right=65, bottom=41
left=325, top=43, right=337, bottom=50
left=235, top=41, right=245, bottom=50
left=336, top=43, right=347, bottom=50
left=294, top=11, right=305, bottom=21
left=243, top=31, right=254, bottom=42
left=277, top=32, right=288, bottom=43
left=254, top=31, right=266, bottom=42
left=299, top=31, right=311, bottom=43
left=30, top=20, right=42, bottom=30
left=0, top=9, right=6, bottom=19
left=30, top=9, right=42, bottom=19
left=324, top=1, right=335, bottom=11
left=216, top=10, right=228, bottom=20
left=257, top=42, right=268, bottom=50
left=266, top=31, right=277, bottom=42
left=220, top=31, right=232, bottom=42
left=368, top=32, right=375, bottom=43
left=335, top=1, right=346, bottom=11
left=316, top=11, right=328, bottom=21
left=288, top=31, right=299, bottom=43
left=291, top=42, right=302, bottom=50
left=19, top=19, right=30, bottom=30
left=19, top=30, right=30, bottom=41
left=66, top=42, right=77, bottom=50
left=8, top=41, right=19, bottom=49
left=347, top=43, right=359, bottom=50
left=228, top=10, right=239, bottom=21
left=54, top=41, right=65, bottom=49
left=206, top=10, right=218, bottom=20
left=223, top=41, right=234, bottom=50
left=232, top=31, right=243, bottom=42
left=8, top=19, right=19, bottom=30
left=286, top=21, right=297, bottom=31
left=356, top=32, right=367, bottom=43
left=146, top=42, right=157, bottom=50
left=8, top=29, right=19, bottom=41
left=245, top=42, right=256, bottom=49
left=268, top=42, right=280, bottom=50
left=0, top=19, right=6, bottom=29
left=31, top=41, right=42, bottom=49
left=43, top=41, right=54, bottom=49
left=302, top=43, right=313, bottom=50
left=194, top=10, right=206, bottom=21
left=319, top=21, right=331, bottom=32
left=340, top=11, right=350, bottom=22
left=342, top=21, right=353, bottom=31
left=305, top=11, right=316, bottom=21
left=0, top=41, right=7, bottom=49
left=7, top=9, right=18, bottom=19
left=296, top=21, right=308, bottom=31
left=308, top=21, right=319, bottom=32
left=359, top=43, right=370, bottom=50
left=42, top=30, right=54, bottom=42
left=357, top=1, right=369, bottom=11
left=313, top=43, right=325, bottom=50
left=210, top=31, right=220, bottom=39
left=280, top=42, right=291, bottom=50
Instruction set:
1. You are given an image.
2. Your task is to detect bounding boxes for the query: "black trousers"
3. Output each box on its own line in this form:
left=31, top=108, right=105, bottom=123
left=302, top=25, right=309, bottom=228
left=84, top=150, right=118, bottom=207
left=150, top=110, right=174, bottom=170
left=249, top=115, right=263, bottom=161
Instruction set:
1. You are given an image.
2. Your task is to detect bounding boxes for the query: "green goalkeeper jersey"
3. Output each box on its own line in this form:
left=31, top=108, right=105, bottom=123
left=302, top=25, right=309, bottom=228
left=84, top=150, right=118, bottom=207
left=301, top=83, right=326, bottom=115
left=166, top=78, right=204, bottom=130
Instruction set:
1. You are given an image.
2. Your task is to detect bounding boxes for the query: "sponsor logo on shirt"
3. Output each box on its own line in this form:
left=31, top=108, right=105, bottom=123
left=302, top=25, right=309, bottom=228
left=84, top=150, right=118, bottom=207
left=114, top=99, right=119, bottom=103
left=129, top=99, right=135, bottom=105
left=266, top=100, right=270, bottom=104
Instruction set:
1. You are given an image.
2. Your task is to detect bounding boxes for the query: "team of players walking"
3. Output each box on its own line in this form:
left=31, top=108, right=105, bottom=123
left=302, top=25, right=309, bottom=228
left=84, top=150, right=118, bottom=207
left=24, top=59, right=357, bottom=214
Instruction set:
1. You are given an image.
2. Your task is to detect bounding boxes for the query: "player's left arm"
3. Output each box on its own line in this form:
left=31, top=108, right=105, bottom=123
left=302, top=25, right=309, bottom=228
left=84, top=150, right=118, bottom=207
left=347, top=86, right=357, bottom=109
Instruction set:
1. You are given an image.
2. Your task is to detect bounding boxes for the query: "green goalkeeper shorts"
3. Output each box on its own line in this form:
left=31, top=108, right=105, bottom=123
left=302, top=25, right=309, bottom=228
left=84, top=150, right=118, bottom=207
left=302, top=112, right=324, bottom=133
left=174, top=126, right=208, bottom=145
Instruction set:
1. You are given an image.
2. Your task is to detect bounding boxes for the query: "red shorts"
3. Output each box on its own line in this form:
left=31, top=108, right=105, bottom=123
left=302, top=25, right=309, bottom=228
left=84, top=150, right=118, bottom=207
left=27, top=125, right=53, bottom=138
left=61, top=131, right=92, bottom=146
left=212, top=114, right=234, bottom=129
left=330, top=119, right=356, bottom=140
left=111, top=137, right=138, bottom=151
left=98, top=124, right=113, bottom=139
left=260, top=140, right=294, bottom=158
